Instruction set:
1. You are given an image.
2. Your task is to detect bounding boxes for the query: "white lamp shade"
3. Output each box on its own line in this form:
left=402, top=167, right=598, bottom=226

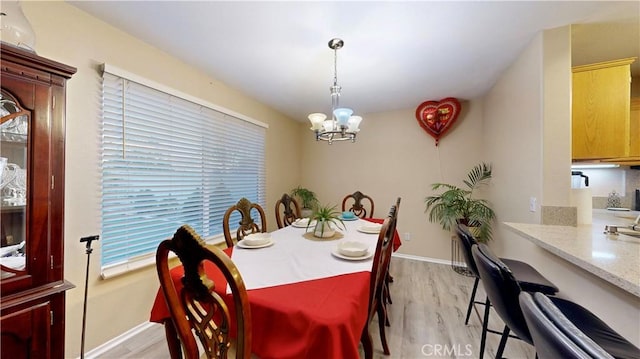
left=322, top=120, right=333, bottom=132
left=0, top=1, right=36, bottom=51
left=333, top=108, right=353, bottom=127
left=308, top=113, right=327, bottom=130
left=347, top=116, right=362, bottom=131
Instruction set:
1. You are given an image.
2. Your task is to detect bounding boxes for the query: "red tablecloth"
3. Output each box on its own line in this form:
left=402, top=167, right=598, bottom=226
left=150, top=248, right=370, bottom=359
left=150, top=220, right=401, bottom=359
left=363, top=217, right=402, bottom=252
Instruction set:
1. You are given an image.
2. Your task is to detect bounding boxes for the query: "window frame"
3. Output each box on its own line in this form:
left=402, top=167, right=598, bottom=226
left=100, top=64, right=268, bottom=279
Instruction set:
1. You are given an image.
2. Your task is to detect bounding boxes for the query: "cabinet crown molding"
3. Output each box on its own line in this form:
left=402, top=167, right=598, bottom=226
left=572, top=57, right=636, bottom=73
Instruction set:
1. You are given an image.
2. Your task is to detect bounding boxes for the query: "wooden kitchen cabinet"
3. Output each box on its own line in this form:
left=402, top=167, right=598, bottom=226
left=599, top=96, right=640, bottom=166
left=572, top=57, right=636, bottom=160
left=630, top=97, right=640, bottom=157
left=0, top=43, right=76, bottom=359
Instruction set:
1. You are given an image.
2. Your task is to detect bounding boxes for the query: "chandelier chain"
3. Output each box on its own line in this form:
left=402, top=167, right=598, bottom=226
left=333, top=46, right=338, bottom=87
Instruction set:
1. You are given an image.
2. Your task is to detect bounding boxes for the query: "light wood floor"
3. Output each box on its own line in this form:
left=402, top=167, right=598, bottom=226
left=96, top=257, right=535, bottom=358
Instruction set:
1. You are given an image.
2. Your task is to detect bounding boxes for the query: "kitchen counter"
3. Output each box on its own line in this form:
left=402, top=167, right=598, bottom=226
left=504, top=209, right=640, bottom=297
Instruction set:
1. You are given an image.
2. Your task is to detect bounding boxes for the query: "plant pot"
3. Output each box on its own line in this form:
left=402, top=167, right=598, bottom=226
left=451, top=220, right=480, bottom=277
left=451, top=234, right=474, bottom=277
left=301, top=208, right=313, bottom=218
left=313, top=221, right=335, bottom=238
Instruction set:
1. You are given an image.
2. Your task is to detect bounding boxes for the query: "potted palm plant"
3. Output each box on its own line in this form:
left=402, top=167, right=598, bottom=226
left=291, top=186, right=319, bottom=218
left=306, top=204, right=345, bottom=238
left=424, top=162, right=496, bottom=243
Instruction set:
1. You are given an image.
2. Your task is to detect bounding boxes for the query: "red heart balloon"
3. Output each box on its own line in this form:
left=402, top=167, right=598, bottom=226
left=415, top=97, right=461, bottom=146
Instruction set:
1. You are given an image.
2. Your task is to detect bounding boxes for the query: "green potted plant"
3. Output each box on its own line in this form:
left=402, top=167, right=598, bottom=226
left=424, top=162, right=496, bottom=243
left=307, top=203, right=345, bottom=238
left=291, top=186, right=319, bottom=218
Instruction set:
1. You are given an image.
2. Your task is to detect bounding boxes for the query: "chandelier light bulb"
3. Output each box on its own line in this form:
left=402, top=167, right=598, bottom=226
left=308, top=113, right=327, bottom=131
left=348, top=116, right=362, bottom=132
left=333, top=108, right=353, bottom=127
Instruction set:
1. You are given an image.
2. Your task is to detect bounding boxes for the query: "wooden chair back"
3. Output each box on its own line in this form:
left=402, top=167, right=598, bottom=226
left=274, top=193, right=301, bottom=229
left=360, top=201, right=399, bottom=358
left=341, top=191, right=375, bottom=218
left=155, top=225, right=252, bottom=359
left=223, top=198, right=267, bottom=248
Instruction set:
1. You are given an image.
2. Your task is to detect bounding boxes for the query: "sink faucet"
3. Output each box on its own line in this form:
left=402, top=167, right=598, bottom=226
left=633, top=214, right=640, bottom=231
left=604, top=214, right=640, bottom=235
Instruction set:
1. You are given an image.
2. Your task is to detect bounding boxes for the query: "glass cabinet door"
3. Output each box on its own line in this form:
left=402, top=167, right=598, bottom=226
left=0, top=90, right=28, bottom=279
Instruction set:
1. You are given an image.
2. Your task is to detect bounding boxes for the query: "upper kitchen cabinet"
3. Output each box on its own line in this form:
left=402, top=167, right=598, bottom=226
left=631, top=97, right=640, bottom=157
left=572, top=57, right=636, bottom=161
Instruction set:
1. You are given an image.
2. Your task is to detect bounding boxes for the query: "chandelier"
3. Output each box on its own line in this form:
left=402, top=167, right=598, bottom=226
left=308, top=38, right=362, bottom=144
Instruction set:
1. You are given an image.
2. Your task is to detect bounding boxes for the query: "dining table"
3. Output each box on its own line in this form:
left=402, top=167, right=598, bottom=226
left=150, top=217, right=401, bottom=359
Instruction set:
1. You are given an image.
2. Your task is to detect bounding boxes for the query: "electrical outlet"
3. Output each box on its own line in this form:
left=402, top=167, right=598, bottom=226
left=529, top=197, right=537, bottom=212
left=404, top=232, right=411, bottom=241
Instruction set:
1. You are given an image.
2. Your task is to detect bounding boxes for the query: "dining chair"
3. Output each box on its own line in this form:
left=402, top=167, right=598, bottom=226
left=223, top=197, right=267, bottom=248
left=155, top=225, right=252, bottom=359
left=342, top=190, right=375, bottom=218
left=519, top=292, right=613, bottom=359
left=455, top=224, right=558, bottom=329
left=274, top=193, right=301, bottom=229
left=382, top=197, right=401, bottom=322
left=360, top=203, right=398, bottom=359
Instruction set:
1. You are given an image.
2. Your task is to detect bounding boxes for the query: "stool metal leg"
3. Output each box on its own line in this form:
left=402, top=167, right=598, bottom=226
left=478, top=296, right=491, bottom=359
left=465, top=277, right=479, bottom=325
left=496, top=325, right=510, bottom=359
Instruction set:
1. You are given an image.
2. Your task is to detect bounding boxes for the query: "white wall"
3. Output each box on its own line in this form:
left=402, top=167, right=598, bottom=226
left=543, top=27, right=573, bottom=207
left=577, top=168, right=626, bottom=197
left=483, top=33, right=544, bottom=227
left=300, top=101, right=485, bottom=261
left=21, top=2, right=301, bottom=356
left=484, top=26, right=639, bottom=346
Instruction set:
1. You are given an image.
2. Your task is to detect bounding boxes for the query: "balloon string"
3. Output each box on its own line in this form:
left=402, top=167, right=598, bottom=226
left=437, top=144, right=443, bottom=183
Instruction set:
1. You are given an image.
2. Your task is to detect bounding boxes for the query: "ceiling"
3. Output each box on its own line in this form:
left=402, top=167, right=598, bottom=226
left=68, top=1, right=639, bottom=122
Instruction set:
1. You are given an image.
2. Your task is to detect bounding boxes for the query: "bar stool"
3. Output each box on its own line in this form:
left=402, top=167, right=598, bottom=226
left=473, top=243, right=640, bottom=359
left=456, top=224, right=558, bottom=326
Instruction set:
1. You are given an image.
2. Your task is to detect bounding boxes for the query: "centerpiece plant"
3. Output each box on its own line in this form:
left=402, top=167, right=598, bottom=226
left=424, top=162, right=496, bottom=243
left=291, top=186, right=319, bottom=218
left=307, top=204, right=345, bottom=238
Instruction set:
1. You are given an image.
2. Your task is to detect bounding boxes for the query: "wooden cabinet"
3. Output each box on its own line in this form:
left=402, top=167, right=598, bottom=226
left=572, top=57, right=636, bottom=161
left=630, top=97, right=640, bottom=157
left=0, top=43, right=75, bottom=359
left=598, top=97, right=640, bottom=166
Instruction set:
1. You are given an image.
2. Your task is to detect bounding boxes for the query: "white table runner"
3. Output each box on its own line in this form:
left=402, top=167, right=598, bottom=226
left=230, top=219, right=379, bottom=291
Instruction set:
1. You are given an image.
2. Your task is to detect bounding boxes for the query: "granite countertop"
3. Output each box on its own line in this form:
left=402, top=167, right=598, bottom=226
left=504, top=209, right=640, bottom=297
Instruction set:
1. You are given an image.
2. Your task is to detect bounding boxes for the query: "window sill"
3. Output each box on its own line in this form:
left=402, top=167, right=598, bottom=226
left=100, top=234, right=227, bottom=279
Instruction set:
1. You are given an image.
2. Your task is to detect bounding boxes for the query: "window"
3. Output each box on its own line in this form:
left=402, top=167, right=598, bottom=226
left=100, top=65, right=266, bottom=277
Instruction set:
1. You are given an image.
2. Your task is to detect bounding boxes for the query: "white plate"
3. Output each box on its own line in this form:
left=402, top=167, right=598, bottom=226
left=357, top=226, right=381, bottom=234
left=243, top=233, right=271, bottom=246
left=331, top=249, right=373, bottom=261
left=291, top=219, right=317, bottom=228
left=237, top=239, right=274, bottom=249
left=337, top=240, right=369, bottom=257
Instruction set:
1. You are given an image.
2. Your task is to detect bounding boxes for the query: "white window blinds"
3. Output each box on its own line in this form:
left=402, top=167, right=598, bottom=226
left=101, top=66, right=266, bottom=275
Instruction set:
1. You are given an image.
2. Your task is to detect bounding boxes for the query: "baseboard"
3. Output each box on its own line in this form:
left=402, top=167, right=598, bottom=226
left=392, top=252, right=461, bottom=266
left=81, top=321, right=157, bottom=359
